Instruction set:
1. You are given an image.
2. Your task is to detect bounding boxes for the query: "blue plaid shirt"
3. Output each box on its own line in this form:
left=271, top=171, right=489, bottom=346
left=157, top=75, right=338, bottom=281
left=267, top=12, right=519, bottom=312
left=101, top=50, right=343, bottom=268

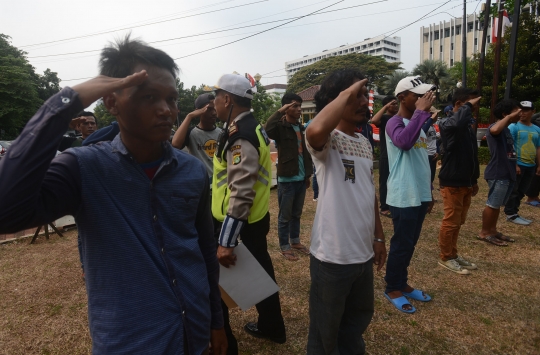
left=0, top=88, right=223, bottom=354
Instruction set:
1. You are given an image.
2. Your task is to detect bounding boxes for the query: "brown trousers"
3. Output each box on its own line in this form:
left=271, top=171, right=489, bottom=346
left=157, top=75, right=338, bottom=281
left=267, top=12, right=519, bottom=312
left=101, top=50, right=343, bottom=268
left=438, top=186, right=472, bottom=261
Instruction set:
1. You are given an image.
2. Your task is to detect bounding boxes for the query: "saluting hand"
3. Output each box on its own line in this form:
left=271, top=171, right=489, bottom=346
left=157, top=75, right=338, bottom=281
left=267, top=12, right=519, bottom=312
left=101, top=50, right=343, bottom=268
left=72, top=70, right=149, bottom=108
left=416, top=91, right=435, bottom=112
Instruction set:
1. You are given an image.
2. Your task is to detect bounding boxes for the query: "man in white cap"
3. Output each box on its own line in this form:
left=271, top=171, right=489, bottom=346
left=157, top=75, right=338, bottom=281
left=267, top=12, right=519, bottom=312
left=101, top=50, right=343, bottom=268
left=384, top=76, right=435, bottom=314
left=210, top=74, right=286, bottom=354
left=504, top=100, right=540, bottom=223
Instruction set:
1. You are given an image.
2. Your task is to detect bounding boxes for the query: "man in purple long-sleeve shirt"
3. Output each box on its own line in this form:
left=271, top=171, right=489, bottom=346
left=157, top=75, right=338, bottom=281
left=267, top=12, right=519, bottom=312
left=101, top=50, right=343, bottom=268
left=0, top=37, right=227, bottom=354
left=383, top=76, right=435, bottom=314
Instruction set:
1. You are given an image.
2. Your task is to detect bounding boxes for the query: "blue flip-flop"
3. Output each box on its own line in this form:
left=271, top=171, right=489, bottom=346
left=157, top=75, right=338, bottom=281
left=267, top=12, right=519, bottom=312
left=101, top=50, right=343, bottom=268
left=525, top=200, right=540, bottom=207
left=402, top=289, right=432, bottom=302
left=384, top=293, right=416, bottom=313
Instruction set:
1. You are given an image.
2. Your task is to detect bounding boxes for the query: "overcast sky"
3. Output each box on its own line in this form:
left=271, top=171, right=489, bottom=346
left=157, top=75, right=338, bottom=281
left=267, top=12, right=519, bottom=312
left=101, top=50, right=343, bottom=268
left=2, top=0, right=481, bottom=107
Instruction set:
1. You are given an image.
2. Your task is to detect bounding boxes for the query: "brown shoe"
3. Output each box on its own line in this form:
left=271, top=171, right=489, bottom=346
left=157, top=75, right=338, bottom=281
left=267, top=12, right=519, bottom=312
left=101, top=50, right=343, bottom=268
left=280, top=249, right=298, bottom=261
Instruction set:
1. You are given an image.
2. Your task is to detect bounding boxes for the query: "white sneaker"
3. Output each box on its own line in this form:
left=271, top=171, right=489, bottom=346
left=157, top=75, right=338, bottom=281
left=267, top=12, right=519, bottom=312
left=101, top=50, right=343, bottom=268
left=313, top=198, right=318, bottom=202
left=455, top=255, right=477, bottom=270
left=438, top=259, right=471, bottom=275
left=507, top=215, right=531, bottom=225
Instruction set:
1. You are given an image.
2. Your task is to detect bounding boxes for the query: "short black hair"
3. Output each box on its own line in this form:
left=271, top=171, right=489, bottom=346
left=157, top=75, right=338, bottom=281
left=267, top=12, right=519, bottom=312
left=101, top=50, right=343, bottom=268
left=281, top=93, right=303, bottom=106
left=314, top=69, right=366, bottom=113
left=452, top=88, right=480, bottom=106
left=228, top=92, right=251, bottom=109
left=76, top=111, right=96, bottom=119
left=382, top=95, right=396, bottom=106
left=99, top=35, right=178, bottom=79
left=494, top=99, right=520, bottom=119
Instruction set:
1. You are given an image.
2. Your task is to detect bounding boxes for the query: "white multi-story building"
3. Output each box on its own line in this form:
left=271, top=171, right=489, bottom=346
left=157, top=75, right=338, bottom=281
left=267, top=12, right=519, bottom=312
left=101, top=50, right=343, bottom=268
left=420, top=13, right=491, bottom=68
left=285, top=35, right=401, bottom=81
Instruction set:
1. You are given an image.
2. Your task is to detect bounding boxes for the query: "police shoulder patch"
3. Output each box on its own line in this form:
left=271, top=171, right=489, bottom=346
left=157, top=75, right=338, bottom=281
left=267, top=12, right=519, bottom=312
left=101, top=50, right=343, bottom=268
left=230, top=145, right=241, bottom=152
left=228, top=121, right=238, bottom=135
left=233, top=152, right=242, bottom=165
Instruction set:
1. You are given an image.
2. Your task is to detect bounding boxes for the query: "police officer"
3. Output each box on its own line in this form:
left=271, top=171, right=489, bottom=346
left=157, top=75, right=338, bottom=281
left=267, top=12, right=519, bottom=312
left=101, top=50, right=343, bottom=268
left=211, top=74, right=286, bottom=354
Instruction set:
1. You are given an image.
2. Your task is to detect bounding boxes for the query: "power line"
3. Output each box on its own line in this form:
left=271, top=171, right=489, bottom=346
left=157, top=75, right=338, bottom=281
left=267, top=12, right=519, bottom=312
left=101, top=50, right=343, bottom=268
left=20, top=0, right=268, bottom=49
left=28, top=0, right=387, bottom=59
left=173, top=0, right=347, bottom=59
left=59, top=0, right=462, bottom=82
left=384, top=0, right=454, bottom=38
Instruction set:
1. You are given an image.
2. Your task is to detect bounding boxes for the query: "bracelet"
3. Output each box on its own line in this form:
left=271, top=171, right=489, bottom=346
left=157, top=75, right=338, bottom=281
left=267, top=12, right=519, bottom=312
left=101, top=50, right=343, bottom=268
left=374, top=238, right=385, bottom=243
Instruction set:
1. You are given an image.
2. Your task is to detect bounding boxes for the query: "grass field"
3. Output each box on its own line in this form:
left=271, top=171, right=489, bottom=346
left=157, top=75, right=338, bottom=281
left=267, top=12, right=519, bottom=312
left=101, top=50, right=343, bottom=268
left=1, top=167, right=539, bottom=355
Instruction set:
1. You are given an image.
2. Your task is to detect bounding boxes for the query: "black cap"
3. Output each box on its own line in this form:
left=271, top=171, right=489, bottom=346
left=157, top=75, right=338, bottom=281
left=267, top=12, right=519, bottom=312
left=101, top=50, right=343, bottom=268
left=194, top=93, right=215, bottom=109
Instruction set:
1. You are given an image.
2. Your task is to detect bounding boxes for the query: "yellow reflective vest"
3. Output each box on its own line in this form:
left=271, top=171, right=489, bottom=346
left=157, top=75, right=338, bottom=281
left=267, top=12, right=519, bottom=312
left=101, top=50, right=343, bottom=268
left=212, top=113, right=271, bottom=223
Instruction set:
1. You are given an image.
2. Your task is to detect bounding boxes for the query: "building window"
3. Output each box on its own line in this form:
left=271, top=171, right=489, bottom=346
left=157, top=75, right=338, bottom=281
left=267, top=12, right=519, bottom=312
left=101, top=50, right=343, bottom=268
left=450, top=59, right=454, bottom=66
left=440, top=45, right=443, bottom=52
left=487, top=35, right=491, bottom=43
left=474, top=38, right=478, bottom=46
left=444, top=29, right=450, bottom=37
left=434, top=31, right=440, bottom=40
left=451, top=43, right=454, bottom=50
left=467, top=22, right=473, bottom=32
left=456, top=26, right=461, bottom=35
left=451, top=27, right=454, bottom=36
left=423, top=34, right=429, bottom=43
left=430, top=47, right=433, bottom=54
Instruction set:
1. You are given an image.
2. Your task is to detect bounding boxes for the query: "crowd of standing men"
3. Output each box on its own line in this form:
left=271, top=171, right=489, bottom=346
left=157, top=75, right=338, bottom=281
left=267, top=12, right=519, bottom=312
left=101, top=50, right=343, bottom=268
left=0, top=36, right=538, bottom=355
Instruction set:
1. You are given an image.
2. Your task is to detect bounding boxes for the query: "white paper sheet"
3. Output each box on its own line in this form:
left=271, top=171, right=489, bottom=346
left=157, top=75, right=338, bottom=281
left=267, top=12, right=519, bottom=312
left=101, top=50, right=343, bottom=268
left=219, top=243, right=280, bottom=311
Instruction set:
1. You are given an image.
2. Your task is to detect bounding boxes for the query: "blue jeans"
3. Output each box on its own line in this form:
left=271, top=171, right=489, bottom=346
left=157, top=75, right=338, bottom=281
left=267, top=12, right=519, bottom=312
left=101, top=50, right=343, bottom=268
left=307, top=256, right=374, bottom=355
left=277, top=181, right=306, bottom=251
left=385, top=202, right=429, bottom=293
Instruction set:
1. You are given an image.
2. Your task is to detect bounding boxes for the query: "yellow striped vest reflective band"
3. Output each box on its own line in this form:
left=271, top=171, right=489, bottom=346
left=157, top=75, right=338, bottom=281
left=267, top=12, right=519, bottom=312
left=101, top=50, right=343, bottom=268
left=211, top=124, right=271, bottom=223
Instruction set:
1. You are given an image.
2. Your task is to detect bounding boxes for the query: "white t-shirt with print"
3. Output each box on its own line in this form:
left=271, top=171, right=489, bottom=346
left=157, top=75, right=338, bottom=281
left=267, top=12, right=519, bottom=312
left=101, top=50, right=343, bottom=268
left=306, top=129, right=375, bottom=265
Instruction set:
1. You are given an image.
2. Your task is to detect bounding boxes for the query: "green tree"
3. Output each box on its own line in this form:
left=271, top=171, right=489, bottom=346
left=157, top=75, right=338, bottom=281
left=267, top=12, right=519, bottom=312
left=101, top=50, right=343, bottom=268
left=466, top=12, right=540, bottom=110
left=36, top=68, right=62, bottom=102
left=252, top=81, right=281, bottom=124
left=0, top=34, right=42, bottom=139
left=93, top=99, right=116, bottom=127
left=380, top=70, right=411, bottom=95
left=286, top=53, right=402, bottom=94
left=177, top=81, right=206, bottom=124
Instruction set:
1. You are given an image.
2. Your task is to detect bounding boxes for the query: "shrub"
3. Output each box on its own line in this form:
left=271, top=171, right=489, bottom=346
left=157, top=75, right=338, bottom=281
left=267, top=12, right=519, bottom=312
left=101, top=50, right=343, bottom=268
left=478, top=146, right=491, bottom=165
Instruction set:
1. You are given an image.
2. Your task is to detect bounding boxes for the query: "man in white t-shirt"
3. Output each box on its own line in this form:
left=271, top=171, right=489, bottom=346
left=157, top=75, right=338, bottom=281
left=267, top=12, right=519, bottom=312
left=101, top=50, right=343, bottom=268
left=305, top=69, right=387, bottom=355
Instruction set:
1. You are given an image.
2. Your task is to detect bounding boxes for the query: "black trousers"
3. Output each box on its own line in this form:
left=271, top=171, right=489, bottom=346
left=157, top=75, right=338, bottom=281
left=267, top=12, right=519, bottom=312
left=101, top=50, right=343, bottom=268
left=378, top=157, right=390, bottom=211
left=504, top=165, right=536, bottom=216
left=526, top=172, right=540, bottom=198
left=213, top=212, right=286, bottom=355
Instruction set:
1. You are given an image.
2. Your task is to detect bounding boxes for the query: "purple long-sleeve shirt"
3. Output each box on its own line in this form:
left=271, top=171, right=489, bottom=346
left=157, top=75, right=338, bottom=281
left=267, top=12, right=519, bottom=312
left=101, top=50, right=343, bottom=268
left=385, top=110, right=432, bottom=151
left=0, top=88, right=223, bottom=353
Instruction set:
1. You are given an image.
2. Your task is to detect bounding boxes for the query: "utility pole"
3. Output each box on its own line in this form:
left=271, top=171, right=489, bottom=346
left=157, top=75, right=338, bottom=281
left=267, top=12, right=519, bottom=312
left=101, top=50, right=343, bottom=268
left=475, top=0, right=491, bottom=130
left=490, top=0, right=505, bottom=123
left=462, top=0, right=468, bottom=87
left=504, top=0, right=522, bottom=99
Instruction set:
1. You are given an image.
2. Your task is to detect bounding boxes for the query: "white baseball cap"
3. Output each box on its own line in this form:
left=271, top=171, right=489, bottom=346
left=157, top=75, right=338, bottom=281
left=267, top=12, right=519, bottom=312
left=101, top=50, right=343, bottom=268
left=520, top=101, right=535, bottom=109
left=395, top=76, right=436, bottom=96
left=211, top=73, right=254, bottom=100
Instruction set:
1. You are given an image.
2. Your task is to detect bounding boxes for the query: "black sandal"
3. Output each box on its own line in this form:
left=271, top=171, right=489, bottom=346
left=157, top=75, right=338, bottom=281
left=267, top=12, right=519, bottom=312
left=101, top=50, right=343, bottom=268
left=495, top=233, right=515, bottom=243
left=477, top=235, right=508, bottom=247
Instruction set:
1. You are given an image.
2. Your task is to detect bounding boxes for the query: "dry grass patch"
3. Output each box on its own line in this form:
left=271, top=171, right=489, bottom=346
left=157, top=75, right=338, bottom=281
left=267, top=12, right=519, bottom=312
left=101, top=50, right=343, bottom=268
left=1, top=166, right=539, bottom=354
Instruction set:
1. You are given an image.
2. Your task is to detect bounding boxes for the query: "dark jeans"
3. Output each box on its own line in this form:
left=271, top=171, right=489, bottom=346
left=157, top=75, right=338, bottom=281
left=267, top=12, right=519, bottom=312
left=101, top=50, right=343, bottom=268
left=504, top=165, right=536, bottom=216
left=307, top=256, right=374, bottom=355
left=277, top=181, right=306, bottom=250
left=526, top=171, right=540, bottom=198
left=428, top=155, right=437, bottom=183
left=312, top=164, right=319, bottom=199
left=213, top=213, right=286, bottom=355
left=385, top=202, right=429, bottom=293
left=378, top=157, right=389, bottom=211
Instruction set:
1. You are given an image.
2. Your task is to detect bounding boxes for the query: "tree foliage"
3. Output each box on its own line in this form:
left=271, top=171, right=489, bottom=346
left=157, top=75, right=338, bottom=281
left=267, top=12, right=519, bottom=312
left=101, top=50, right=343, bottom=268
left=0, top=34, right=62, bottom=139
left=251, top=81, right=281, bottom=124
left=93, top=99, right=116, bottom=127
left=455, top=12, right=540, bottom=112
left=286, top=53, right=402, bottom=94
left=380, top=70, right=410, bottom=95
